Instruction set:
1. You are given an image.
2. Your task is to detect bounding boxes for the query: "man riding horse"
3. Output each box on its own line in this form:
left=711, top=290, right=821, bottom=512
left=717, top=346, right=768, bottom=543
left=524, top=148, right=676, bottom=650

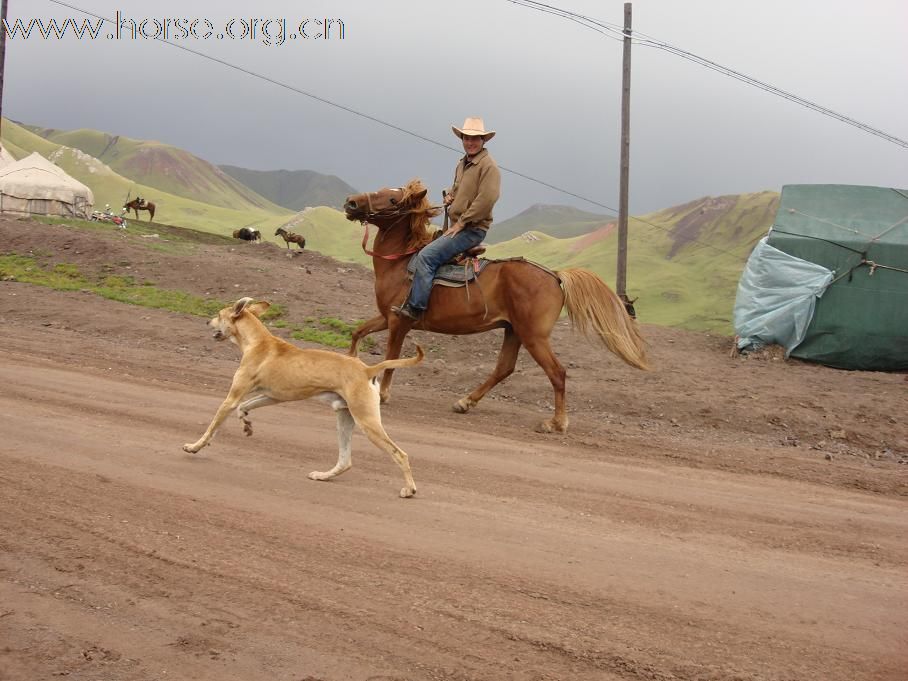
left=392, top=117, right=500, bottom=320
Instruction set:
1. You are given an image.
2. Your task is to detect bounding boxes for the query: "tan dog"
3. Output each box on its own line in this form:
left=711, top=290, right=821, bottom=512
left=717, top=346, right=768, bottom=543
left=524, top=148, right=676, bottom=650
left=183, top=297, right=423, bottom=497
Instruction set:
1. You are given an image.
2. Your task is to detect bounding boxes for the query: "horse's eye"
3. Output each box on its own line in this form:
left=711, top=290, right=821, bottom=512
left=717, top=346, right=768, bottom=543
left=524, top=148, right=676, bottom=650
left=390, top=198, right=398, bottom=205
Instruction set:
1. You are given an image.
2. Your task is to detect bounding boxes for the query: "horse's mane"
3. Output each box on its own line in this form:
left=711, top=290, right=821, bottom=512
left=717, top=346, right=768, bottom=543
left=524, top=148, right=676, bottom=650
left=400, top=179, right=442, bottom=251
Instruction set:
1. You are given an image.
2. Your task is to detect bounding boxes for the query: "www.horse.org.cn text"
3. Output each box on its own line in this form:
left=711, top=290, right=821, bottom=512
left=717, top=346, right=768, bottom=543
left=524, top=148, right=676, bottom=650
left=3, top=13, right=345, bottom=46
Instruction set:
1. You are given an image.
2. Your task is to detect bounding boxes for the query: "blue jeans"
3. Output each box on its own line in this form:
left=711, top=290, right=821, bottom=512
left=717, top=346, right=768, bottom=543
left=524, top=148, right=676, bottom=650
left=405, top=227, right=486, bottom=310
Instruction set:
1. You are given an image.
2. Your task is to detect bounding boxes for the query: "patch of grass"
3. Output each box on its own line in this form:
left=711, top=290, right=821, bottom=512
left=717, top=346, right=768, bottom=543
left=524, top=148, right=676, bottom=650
left=291, top=327, right=350, bottom=349
left=1, top=256, right=87, bottom=290
left=0, top=255, right=224, bottom=317
left=320, top=317, right=358, bottom=335
left=287, top=316, right=376, bottom=350
left=270, top=319, right=289, bottom=328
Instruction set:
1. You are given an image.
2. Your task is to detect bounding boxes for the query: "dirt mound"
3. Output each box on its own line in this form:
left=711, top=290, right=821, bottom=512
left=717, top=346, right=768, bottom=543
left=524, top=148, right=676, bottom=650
left=1, top=215, right=906, bottom=681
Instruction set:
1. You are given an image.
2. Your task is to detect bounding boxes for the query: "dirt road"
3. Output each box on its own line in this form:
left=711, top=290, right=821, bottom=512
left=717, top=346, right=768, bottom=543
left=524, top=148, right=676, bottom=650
left=1, top=218, right=906, bottom=680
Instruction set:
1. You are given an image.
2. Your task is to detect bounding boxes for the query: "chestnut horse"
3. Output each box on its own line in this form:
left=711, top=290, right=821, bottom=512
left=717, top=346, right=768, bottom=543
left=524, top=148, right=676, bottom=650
left=344, top=179, right=648, bottom=433
left=124, top=198, right=155, bottom=222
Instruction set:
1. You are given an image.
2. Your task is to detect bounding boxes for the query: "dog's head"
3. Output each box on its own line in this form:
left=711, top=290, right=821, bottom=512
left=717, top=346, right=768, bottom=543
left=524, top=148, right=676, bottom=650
left=209, top=297, right=271, bottom=343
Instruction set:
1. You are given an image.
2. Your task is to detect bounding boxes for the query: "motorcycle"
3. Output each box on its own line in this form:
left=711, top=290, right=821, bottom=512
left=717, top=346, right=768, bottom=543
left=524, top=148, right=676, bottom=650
left=89, top=204, right=128, bottom=228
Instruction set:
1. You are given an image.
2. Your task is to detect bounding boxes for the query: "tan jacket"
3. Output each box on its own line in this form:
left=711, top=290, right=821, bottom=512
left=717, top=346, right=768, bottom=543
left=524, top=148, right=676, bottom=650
left=448, top=148, right=501, bottom=231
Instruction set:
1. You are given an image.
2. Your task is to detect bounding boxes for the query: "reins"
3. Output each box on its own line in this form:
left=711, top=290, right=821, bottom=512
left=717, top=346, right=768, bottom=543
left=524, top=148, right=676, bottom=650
left=356, top=190, right=443, bottom=260
left=361, top=223, right=419, bottom=260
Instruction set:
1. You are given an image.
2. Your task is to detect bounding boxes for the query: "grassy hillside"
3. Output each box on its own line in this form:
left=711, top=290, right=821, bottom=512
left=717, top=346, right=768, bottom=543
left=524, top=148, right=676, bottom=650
left=487, top=192, right=778, bottom=333
left=219, top=165, right=357, bottom=211
left=3, top=120, right=293, bottom=235
left=488, top=204, right=616, bottom=244
left=3, top=118, right=780, bottom=334
left=22, top=125, right=286, bottom=213
left=275, top=207, right=371, bottom=266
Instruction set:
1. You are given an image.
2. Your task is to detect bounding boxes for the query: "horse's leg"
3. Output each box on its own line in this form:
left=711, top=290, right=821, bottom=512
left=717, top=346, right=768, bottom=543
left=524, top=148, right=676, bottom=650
left=348, top=314, right=388, bottom=356
left=522, top=336, right=568, bottom=433
left=453, top=327, right=521, bottom=414
left=379, top=320, right=412, bottom=404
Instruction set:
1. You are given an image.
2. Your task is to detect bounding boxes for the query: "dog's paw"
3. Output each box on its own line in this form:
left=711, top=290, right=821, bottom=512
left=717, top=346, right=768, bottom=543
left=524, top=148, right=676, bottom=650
left=308, top=470, right=333, bottom=481
left=182, top=443, right=203, bottom=454
left=399, top=486, right=416, bottom=499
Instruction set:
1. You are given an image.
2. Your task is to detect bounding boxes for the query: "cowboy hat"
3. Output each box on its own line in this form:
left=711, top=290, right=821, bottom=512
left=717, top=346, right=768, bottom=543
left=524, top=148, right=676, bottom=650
left=452, top=117, right=496, bottom=141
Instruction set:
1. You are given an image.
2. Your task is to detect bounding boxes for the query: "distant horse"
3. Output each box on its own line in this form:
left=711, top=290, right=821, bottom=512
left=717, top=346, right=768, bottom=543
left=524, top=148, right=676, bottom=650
left=275, top=227, right=306, bottom=250
left=233, top=227, right=261, bottom=241
left=343, top=179, right=649, bottom=433
left=124, top=198, right=155, bottom=222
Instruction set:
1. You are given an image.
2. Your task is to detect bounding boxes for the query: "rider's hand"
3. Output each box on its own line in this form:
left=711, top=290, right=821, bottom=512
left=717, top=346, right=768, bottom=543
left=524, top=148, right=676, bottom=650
left=446, top=221, right=464, bottom=238
left=444, top=193, right=454, bottom=206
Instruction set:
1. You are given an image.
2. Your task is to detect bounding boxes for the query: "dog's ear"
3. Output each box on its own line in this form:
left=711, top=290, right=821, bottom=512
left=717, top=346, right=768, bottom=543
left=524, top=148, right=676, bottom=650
left=230, top=297, right=255, bottom=320
left=247, top=301, right=271, bottom=318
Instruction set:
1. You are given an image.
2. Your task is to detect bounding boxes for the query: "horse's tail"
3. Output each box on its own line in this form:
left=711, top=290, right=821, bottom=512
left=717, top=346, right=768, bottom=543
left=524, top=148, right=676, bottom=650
left=364, top=345, right=425, bottom=378
left=557, top=268, right=649, bottom=370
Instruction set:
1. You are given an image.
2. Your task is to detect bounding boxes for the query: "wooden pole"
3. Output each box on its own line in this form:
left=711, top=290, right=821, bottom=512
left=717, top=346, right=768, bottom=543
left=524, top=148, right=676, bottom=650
left=616, top=2, right=632, bottom=309
left=0, top=0, right=8, bottom=146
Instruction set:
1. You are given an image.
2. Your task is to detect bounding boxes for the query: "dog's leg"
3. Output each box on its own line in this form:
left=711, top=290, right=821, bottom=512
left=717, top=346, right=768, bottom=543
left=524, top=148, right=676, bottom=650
left=183, top=374, right=252, bottom=453
left=236, top=394, right=278, bottom=437
left=308, top=406, right=355, bottom=482
left=183, top=397, right=242, bottom=453
left=347, top=389, right=416, bottom=498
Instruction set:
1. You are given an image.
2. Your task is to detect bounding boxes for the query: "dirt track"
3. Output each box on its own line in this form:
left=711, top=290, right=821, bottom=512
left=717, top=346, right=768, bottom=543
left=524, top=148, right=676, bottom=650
left=1, top=217, right=906, bottom=680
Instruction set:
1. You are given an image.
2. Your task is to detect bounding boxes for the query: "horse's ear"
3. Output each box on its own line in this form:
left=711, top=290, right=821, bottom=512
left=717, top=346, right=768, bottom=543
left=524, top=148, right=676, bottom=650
left=411, top=188, right=428, bottom=202
left=230, top=297, right=255, bottom=319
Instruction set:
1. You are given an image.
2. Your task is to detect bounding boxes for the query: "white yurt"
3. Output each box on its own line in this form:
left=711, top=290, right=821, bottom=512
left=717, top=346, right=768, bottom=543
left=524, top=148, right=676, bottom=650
left=0, top=145, right=16, bottom=169
left=0, top=152, right=94, bottom=218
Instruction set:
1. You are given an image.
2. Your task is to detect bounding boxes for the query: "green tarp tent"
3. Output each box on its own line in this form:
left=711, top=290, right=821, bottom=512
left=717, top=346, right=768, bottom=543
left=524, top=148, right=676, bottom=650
left=734, top=184, right=908, bottom=371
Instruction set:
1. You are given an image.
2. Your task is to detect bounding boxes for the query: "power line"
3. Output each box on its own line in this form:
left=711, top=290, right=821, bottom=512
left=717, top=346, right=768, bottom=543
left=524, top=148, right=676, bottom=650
left=508, top=0, right=908, bottom=149
left=43, top=0, right=753, bottom=263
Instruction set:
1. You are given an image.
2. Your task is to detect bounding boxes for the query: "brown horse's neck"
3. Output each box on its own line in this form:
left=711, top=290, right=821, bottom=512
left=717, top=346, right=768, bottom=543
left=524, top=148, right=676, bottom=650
left=368, top=214, right=418, bottom=306
left=370, top=214, right=414, bottom=257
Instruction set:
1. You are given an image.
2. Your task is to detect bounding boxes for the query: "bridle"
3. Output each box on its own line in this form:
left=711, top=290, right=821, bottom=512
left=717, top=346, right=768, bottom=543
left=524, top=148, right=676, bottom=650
left=354, top=189, right=442, bottom=260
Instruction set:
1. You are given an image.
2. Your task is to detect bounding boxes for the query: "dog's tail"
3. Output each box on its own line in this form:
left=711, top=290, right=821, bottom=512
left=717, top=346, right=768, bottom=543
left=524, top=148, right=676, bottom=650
left=364, top=345, right=424, bottom=378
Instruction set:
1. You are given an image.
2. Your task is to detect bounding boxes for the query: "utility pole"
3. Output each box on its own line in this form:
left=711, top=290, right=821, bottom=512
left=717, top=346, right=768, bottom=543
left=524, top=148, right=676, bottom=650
left=616, top=2, right=633, bottom=314
left=0, top=0, right=8, bottom=147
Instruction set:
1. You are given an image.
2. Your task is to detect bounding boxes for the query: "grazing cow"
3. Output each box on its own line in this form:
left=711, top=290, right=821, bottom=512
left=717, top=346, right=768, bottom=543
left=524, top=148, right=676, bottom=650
left=232, top=227, right=261, bottom=242
left=275, top=227, right=306, bottom=250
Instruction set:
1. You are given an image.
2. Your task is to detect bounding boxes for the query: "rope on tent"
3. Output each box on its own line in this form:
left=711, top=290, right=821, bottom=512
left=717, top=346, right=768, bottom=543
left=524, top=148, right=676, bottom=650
left=785, top=208, right=868, bottom=237
left=769, top=228, right=865, bottom=255
left=871, top=213, right=908, bottom=242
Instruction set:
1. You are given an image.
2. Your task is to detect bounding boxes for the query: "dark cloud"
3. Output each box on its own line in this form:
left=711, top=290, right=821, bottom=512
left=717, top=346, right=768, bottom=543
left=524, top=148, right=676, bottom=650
left=7, top=0, right=907, bottom=219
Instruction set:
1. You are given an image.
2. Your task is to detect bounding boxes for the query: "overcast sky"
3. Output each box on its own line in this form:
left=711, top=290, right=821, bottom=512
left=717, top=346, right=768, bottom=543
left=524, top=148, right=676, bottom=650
left=6, top=0, right=907, bottom=220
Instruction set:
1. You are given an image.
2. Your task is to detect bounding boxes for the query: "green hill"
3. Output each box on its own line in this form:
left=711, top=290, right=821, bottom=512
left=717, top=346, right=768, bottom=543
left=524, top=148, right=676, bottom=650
left=21, top=124, right=285, bottom=213
left=486, top=192, right=778, bottom=333
left=3, top=118, right=779, bottom=334
left=3, top=119, right=293, bottom=235
left=488, top=204, right=616, bottom=244
left=219, top=165, right=357, bottom=211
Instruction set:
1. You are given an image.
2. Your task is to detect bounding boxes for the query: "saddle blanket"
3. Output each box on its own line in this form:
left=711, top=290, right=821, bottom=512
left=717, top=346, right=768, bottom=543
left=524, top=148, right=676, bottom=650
left=407, top=257, right=491, bottom=286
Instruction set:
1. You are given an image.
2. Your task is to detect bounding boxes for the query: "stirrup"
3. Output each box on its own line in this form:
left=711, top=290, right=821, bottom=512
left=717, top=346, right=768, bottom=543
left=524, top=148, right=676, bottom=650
left=391, top=304, right=422, bottom=321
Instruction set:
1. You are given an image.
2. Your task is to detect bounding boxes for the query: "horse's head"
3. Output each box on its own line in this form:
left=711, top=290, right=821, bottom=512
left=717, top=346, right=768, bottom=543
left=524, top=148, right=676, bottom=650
left=343, top=180, right=431, bottom=224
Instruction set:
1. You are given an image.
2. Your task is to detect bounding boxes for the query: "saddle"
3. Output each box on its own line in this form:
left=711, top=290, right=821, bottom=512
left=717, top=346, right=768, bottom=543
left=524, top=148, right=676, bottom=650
left=406, top=245, right=491, bottom=287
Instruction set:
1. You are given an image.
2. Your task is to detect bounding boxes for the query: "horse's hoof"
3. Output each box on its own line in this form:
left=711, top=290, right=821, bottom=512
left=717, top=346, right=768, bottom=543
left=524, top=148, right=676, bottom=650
left=535, top=418, right=568, bottom=434
left=400, top=486, right=416, bottom=498
left=452, top=398, right=474, bottom=414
